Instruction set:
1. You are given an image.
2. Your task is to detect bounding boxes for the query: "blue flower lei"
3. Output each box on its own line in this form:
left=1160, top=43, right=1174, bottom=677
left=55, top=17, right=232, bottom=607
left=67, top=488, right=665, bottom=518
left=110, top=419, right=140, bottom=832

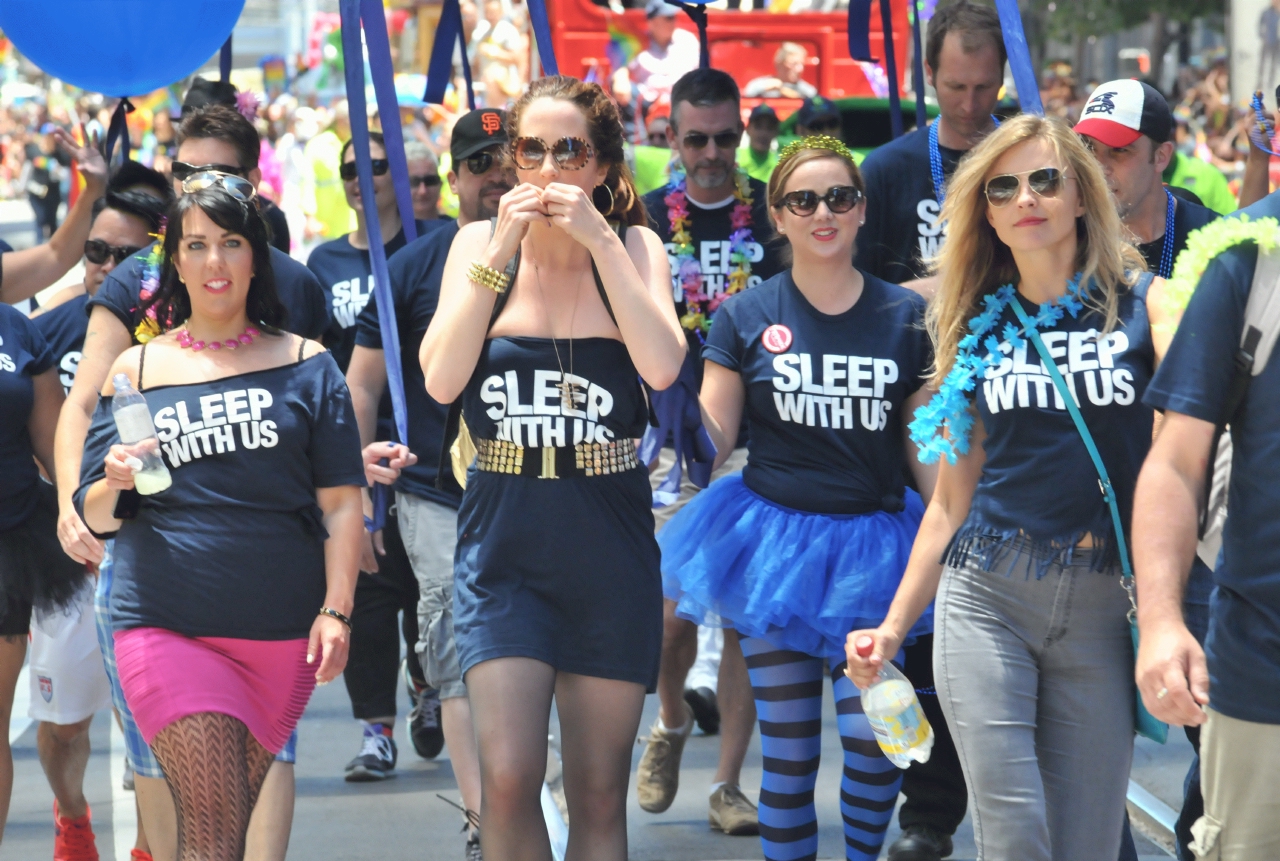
left=908, top=276, right=1088, bottom=464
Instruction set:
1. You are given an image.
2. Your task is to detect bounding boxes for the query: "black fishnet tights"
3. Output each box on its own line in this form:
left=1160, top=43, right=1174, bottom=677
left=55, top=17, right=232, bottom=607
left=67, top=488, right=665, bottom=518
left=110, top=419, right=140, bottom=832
left=150, top=712, right=276, bottom=861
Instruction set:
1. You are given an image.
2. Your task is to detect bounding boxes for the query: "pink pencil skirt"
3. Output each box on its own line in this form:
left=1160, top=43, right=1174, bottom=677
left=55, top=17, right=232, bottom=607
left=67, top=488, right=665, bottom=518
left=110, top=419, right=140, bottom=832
left=114, top=627, right=314, bottom=755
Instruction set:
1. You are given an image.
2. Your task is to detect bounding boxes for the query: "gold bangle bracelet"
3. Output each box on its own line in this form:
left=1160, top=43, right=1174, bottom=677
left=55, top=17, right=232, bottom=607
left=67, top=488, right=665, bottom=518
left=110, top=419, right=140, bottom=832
left=468, top=261, right=509, bottom=294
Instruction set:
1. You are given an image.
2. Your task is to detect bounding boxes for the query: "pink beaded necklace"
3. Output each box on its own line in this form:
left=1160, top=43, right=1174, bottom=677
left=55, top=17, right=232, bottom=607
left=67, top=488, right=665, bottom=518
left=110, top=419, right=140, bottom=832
left=176, top=325, right=260, bottom=352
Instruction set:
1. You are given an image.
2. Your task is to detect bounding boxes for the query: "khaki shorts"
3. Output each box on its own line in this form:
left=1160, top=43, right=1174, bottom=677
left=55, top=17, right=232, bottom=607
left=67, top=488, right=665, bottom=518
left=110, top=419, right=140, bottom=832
left=396, top=492, right=466, bottom=700
left=649, top=446, right=749, bottom=532
left=1191, top=706, right=1280, bottom=860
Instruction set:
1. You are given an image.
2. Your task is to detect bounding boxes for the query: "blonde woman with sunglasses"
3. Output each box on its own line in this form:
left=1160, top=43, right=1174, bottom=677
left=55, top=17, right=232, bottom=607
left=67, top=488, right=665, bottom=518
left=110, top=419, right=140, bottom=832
left=845, top=114, right=1177, bottom=861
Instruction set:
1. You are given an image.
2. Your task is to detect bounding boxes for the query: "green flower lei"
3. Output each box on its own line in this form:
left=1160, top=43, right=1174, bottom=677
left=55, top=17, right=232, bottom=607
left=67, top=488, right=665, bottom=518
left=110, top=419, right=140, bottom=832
left=1163, top=215, right=1280, bottom=324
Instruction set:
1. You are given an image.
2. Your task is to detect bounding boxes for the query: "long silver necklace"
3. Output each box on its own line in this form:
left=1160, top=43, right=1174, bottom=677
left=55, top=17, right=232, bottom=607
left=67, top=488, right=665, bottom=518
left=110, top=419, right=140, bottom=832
left=532, top=263, right=584, bottom=412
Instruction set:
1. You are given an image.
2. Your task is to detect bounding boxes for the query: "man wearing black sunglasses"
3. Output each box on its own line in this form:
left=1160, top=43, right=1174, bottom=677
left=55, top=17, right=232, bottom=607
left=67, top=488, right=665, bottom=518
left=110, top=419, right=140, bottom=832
left=404, top=140, right=446, bottom=221
left=637, top=68, right=783, bottom=839
left=342, top=108, right=513, bottom=845
left=856, top=0, right=1005, bottom=306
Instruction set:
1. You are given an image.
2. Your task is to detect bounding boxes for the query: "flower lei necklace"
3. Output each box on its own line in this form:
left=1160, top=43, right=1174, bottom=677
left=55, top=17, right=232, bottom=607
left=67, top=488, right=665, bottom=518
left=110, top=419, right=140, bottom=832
left=133, top=220, right=167, bottom=344
left=1163, top=214, right=1280, bottom=323
left=908, top=276, right=1089, bottom=465
left=664, top=168, right=754, bottom=336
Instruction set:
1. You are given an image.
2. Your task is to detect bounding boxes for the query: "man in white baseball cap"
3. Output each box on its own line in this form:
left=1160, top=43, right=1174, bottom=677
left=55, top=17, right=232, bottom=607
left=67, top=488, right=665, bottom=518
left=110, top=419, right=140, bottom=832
left=1074, top=79, right=1217, bottom=281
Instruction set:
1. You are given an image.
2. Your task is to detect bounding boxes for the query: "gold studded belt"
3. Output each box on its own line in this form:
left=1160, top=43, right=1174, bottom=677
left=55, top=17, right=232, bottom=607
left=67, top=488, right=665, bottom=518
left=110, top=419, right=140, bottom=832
left=474, top=437, right=640, bottom=479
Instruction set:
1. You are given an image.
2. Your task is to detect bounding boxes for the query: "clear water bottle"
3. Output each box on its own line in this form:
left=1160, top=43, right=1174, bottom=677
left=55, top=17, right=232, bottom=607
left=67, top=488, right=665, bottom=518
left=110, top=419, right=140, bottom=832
left=111, top=373, right=172, bottom=495
left=856, top=636, right=934, bottom=768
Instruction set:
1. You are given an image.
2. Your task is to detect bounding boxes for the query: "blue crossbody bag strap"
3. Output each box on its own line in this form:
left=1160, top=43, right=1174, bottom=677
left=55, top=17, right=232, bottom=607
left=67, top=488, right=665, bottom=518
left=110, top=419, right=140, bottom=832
left=1011, top=299, right=1168, bottom=744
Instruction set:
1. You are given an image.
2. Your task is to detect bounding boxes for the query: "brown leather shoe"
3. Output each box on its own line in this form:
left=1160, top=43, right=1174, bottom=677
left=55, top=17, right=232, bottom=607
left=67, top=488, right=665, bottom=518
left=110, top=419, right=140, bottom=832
left=635, top=702, right=695, bottom=813
left=709, top=784, right=759, bottom=836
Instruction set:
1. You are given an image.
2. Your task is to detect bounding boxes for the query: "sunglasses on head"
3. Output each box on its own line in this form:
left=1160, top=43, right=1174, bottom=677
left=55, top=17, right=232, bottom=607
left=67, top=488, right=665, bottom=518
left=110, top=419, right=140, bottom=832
left=511, top=136, right=595, bottom=171
left=681, top=130, right=741, bottom=151
left=84, top=239, right=143, bottom=265
left=984, top=167, right=1069, bottom=207
left=171, top=161, right=244, bottom=181
left=340, top=159, right=390, bottom=181
left=181, top=171, right=258, bottom=202
left=464, top=151, right=497, bottom=175
left=410, top=173, right=442, bottom=188
left=778, top=185, right=863, bottom=217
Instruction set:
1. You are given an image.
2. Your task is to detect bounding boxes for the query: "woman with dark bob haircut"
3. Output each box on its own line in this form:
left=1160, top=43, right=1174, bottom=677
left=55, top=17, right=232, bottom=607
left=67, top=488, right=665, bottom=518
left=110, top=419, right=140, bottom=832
left=75, top=174, right=370, bottom=861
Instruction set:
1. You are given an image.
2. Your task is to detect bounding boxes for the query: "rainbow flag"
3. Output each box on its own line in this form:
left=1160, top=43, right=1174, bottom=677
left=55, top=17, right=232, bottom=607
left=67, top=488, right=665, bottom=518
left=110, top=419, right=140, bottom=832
left=606, top=23, right=642, bottom=71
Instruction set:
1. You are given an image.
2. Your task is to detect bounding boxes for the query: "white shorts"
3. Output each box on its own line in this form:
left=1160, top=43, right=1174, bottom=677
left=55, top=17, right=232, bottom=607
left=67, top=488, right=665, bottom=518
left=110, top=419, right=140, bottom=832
left=28, top=591, right=111, bottom=725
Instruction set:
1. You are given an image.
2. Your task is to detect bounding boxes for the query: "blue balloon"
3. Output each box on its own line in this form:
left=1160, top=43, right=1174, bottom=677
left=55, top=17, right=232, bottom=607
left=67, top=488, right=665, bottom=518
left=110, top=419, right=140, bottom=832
left=0, top=1, right=245, bottom=96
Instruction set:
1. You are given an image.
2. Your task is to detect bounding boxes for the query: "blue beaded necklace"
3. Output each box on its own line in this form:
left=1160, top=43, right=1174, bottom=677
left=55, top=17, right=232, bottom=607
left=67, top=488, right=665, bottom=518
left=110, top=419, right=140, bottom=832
left=928, top=116, right=1001, bottom=206
left=1155, top=187, right=1177, bottom=279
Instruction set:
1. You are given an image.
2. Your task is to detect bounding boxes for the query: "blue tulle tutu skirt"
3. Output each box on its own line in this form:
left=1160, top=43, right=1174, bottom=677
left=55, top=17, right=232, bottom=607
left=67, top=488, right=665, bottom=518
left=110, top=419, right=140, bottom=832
left=658, top=473, right=932, bottom=657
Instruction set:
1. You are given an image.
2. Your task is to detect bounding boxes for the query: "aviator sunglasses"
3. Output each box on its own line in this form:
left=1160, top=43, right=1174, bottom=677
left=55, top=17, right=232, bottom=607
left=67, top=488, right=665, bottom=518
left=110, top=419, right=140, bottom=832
left=339, top=158, right=390, bottom=181
left=984, top=167, right=1070, bottom=207
left=779, top=185, right=863, bottom=217
left=181, top=171, right=258, bottom=201
left=681, top=130, right=741, bottom=150
left=511, top=136, right=596, bottom=171
left=84, top=239, right=143, bottom=265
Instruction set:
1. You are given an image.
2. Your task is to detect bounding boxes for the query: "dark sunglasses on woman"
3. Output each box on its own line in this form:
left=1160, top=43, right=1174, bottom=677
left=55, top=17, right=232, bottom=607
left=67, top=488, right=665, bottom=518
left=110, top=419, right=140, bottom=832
left=511, top=136, right=595, bottom=171
left=681, top=130, right=741, bottom=151
left=171, top=161, right=244, bottom=181
left=84, top=239, right=143, bottom=265
left=984, top=167, right=1069, bottom=207
left=779, top=185, right=864, bottom=217
left=339, top=159, right=390, bottom=181
left=410, top=173, right=442, bottom=188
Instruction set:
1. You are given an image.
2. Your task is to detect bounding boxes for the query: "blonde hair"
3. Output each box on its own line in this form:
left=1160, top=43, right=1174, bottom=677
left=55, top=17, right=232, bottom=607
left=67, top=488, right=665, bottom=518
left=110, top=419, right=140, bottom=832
left=925, top=113, right=1145, bottom=389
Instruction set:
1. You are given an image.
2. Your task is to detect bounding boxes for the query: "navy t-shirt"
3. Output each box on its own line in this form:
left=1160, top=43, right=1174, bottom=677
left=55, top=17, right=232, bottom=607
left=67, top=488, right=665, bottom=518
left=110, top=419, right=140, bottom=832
left=0, top=303, right=53, bottom=530
left=643, top=177, right=784, bottom=351
left=90, top=243, right=330, bottom=343
left=703, top=271, right=930, bottom=514
left=855, top=125, right=961, bottom=284
left=305, top=221, right=436, bottom=372
left=1144, top=193, right=1280, bottom=724
left=354, top=222, right=463, bottom=509
left=33, top=292, right=88, bottom=394
left=76, top=351, right=366, bottom=639
left=953, top=275, right=1156, bottom=572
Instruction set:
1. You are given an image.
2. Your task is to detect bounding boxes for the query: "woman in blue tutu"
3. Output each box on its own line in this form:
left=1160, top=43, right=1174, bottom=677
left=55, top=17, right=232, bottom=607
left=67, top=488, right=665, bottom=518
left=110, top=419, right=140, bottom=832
left=658, top=135, right=937, bottom=861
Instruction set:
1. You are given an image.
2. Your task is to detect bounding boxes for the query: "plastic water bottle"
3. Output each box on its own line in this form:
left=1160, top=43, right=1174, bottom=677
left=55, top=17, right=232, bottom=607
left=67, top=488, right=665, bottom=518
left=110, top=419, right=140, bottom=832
left=856, top=636, right=934, bottom=768
left=111, top=373, right=172, bottom=495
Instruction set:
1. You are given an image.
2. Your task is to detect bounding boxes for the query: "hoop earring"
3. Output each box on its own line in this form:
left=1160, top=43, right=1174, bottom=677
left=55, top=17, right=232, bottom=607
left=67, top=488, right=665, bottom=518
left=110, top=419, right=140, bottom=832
left=593, top=182, right=615, bottom=215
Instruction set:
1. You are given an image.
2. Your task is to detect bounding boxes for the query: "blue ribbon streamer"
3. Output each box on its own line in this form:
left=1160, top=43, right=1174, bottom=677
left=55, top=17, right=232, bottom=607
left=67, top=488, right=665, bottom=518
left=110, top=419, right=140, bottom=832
left=878, top=0, right=902, bottom=138
left=525, top=0, right=560, bottom=77
left=360, top=0, right=418, bottom=244
left=220, top=36, right=233, bottom=83
left=674, top=3, right=710, bottom=69
left=424, top=0, right=476, bottom=110
left=847, top=0, right=872, bottom=60
left=340, top=0, right=409, bottom=447
left=992, top=0, right=1041, bottom=114
left=104, top=97, right=134, bottom=166
left=909, top=0, right=926, bottom=130
left=638, top=356, right=716, bottom=505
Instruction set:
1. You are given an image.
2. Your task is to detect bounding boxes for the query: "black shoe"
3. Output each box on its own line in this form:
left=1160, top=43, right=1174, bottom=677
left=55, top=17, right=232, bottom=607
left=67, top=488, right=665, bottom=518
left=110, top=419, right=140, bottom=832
left=344, top=723, right=398, bottom=782
left=887, top=825, right=954, bottom=861
left=464, top=830, right=483, bottom=861
left=683, top=686, right=720, bottom=735
left=405, top=661, right=446, bottom=759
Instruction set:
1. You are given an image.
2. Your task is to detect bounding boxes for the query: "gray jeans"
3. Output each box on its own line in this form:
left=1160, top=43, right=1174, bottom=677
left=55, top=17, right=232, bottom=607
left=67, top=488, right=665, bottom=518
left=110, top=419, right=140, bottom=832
left=397, top=491, right=464, bottom=699
left=935, top=548, right=1135, bottom=861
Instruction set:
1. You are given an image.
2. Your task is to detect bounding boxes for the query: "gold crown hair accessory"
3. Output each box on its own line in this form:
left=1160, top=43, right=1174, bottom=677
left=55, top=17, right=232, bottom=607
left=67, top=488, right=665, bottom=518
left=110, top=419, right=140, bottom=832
left=778, top=134, right=855, bottom=164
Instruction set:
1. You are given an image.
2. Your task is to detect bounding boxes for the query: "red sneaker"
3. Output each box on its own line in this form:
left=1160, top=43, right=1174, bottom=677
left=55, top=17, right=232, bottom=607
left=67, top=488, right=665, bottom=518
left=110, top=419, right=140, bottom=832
left=52, top=801, right=99, bottom=861
left=129, top=851, right=154, bottom=861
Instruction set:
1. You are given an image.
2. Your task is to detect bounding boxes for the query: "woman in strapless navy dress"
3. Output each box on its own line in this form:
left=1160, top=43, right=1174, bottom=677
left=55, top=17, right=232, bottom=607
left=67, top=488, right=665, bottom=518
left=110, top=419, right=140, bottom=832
left=420, top=76, right=686, bottom=861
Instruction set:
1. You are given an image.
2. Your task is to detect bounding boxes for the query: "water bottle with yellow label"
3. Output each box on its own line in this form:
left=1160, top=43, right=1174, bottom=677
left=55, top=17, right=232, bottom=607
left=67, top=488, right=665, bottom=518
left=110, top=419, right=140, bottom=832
left=855, top=636, right=933, bottom=768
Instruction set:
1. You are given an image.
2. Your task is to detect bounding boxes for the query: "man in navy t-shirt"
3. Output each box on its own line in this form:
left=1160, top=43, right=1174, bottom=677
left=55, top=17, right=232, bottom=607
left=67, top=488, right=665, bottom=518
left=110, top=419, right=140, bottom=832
left=346, top=107, right=513, bottom=848
left=1136, top=190, right=1280, bottom=859
left=854, top=1, right=1005, bottom=296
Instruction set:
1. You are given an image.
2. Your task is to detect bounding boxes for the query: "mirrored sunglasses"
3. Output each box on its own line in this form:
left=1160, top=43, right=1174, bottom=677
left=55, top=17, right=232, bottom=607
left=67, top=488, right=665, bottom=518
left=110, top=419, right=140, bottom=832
left=984, top=167, right=1069, bottom=207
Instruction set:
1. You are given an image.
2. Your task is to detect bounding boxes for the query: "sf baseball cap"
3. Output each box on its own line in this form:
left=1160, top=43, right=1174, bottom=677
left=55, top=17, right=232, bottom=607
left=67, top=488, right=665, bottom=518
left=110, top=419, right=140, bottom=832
left=451, top=108, right=509, bottom=163
left=1074, top=79, right=1173, bottom=148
